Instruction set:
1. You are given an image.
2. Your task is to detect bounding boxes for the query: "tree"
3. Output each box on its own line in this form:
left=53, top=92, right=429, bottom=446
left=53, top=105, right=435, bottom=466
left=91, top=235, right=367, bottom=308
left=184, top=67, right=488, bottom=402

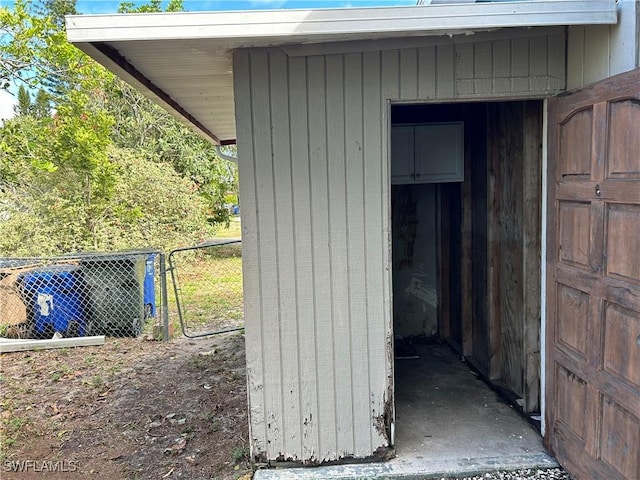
left=15, top=85, right=30, bottom=116
left=118, top=0, right=184, bottom=13
left=0, top=0, right=233, bottom=256
left=13, top=85, right=51, bottom=117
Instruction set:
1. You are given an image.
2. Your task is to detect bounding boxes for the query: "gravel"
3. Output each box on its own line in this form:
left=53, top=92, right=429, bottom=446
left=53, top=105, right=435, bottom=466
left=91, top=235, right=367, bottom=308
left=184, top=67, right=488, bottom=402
left=441, top=468, right=572, bottom=480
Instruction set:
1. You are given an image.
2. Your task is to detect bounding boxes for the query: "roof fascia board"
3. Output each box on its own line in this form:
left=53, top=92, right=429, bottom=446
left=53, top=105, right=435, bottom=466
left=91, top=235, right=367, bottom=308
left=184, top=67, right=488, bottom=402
left=281, top=25, right=563, bottom=57
left=66, top=0, right=616, bottom=45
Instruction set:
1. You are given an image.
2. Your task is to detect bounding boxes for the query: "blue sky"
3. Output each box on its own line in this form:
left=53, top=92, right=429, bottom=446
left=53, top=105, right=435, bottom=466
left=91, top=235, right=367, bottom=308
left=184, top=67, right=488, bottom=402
left=0, top=0, right=417, bottom=15
left=77, top=0, right=417, bottom=15
left=0, top=0, right=416, bottom=118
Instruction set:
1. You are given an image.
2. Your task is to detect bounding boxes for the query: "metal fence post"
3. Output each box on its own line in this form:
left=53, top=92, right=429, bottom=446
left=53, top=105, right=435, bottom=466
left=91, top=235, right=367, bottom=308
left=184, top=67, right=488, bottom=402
left=159, top=253, right=170, bottom=341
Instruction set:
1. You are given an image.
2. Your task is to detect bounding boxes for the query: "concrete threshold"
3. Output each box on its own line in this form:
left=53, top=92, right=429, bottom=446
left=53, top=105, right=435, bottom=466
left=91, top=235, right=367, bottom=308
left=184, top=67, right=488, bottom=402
left=254, top=453, right=558, bottom=480
left=255, top=342, right=558, bottom=480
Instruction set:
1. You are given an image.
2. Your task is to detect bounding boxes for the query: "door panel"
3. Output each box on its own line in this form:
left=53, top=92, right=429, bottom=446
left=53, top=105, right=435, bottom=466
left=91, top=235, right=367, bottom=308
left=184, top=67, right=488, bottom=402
left=546, top=68, right=640, bottom=480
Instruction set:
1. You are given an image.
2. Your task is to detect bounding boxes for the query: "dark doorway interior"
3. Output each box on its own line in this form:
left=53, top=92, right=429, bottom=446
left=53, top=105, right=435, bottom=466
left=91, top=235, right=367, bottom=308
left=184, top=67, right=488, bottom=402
left=390, top=101, right=546, bottom=465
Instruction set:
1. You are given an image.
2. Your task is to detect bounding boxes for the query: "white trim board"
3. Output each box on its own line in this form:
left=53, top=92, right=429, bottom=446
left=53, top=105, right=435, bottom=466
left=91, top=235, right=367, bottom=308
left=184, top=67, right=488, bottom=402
left=0, top=336, right=106, bottom=353
left=66, top=1, right=616, bottom=45
left=65, top=1, right=617, bottom=144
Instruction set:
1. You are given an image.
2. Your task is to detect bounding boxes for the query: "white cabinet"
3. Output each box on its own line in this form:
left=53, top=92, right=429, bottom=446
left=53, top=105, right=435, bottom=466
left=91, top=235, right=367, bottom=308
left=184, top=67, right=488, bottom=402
left=391, top=122, right=464, bottom=184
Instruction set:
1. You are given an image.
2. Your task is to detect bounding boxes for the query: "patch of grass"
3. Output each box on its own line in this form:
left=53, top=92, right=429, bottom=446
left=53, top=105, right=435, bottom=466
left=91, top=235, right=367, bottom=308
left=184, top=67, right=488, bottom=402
left=206, top=412, right=221, bottom=432
left=91, top=375, right=106, bottom=391
left=231, top=446, right=249, bottom=464
left=186, top=356, right=208, bottom=370
left=213, top=216, right=241, bottom=239
left=181, top=425, right=196, bottom=439
left=49, top=364, right=73, bottom=383
left=1, top=414, right=30, bottom=452
left=170, top=253, right=244, bottom=330
left=84, top=353, right=98, bottom=365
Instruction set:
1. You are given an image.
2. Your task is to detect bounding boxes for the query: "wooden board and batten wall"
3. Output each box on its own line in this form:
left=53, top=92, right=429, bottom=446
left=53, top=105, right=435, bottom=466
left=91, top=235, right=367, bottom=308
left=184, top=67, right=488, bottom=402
left=464, top=101, right=543, bottom=413
left=233, top=28, right=565, bottom=464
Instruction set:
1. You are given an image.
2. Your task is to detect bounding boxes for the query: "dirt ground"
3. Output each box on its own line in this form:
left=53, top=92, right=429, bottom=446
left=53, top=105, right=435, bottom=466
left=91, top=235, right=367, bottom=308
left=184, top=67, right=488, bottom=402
left=0, top=332, right=250, bottom=480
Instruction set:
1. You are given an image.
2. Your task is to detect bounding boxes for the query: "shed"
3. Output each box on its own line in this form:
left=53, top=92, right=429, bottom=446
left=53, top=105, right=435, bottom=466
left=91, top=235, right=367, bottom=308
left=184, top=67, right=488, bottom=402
left=66, top=1, right=640, bottom=478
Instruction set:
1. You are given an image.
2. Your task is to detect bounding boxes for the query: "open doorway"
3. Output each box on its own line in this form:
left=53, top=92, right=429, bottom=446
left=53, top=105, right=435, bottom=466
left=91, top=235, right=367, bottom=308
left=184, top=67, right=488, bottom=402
left=390, top=101, right=548, bottom=467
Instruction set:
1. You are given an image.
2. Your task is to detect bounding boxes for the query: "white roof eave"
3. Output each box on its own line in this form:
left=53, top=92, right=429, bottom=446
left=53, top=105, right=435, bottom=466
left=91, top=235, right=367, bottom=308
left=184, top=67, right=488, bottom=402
left=66, top=0, right=616, bottom=44
left=65, top=0, right=618, bottom=144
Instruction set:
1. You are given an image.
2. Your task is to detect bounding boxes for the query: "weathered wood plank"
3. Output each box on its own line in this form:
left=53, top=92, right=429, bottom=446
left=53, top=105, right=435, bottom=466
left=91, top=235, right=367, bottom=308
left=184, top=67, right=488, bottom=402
left=609, top=0, right=638, bottom=76
left=417, top=46, right=436, bottom=99
left=269, top=48, right=302, bottom=456
left=474, top=41, right=493, bottom=94
left=399, top=48, right=418, bottom=100
left=487, top=103, right=502, bottom=381
left=307, top=57, right=336, bottom=461
left=499, top=103, right=524, bottom=398
left=326, top=53, right=355, bottom=456
left=307, top=54, right=337, bottom=461
left=492, top=40, right=511, bottom=94
left=233, top=48, right=267, bottom=457
left=523, top=101, right=542, bottom=413
left=461, top=120, right=473, bottom=356
left=566, top=26, right=585, bottom=90
left=436, top=44, right=455, bottom=99
left=381, top=50, right=400, bottom=100
left=510, top=37, right=529, bottom=93
left=583, top=24, right=611, bottom=86
left=345, top=52, right=372, bottom=457
left=529, top=35, right=548, bottom=92
left=251, top=49, right=284, bottom=458
left=470, top=104, right=490, bottom=373
left=364, top=49, right=391, bottom=449
left=547, top=31, right=565, bottom=83
left=455, top=44, right=474, bottom=95
left=288, top=55, right=320, bottom=461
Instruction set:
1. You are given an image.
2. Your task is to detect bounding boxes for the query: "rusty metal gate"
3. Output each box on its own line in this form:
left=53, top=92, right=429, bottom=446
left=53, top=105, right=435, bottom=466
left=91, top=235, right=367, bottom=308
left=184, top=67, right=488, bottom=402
left=168, top=240, right=243, bottom=338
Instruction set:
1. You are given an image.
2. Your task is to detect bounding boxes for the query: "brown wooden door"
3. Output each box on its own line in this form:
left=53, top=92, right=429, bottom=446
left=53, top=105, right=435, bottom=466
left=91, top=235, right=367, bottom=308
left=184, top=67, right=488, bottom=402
left=546, top=68, right=640, bottom=480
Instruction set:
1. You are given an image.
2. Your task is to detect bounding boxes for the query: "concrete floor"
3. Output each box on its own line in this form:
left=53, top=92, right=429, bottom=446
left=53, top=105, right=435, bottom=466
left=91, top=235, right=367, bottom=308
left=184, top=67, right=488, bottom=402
left=255, top=342, right=558, bottom=480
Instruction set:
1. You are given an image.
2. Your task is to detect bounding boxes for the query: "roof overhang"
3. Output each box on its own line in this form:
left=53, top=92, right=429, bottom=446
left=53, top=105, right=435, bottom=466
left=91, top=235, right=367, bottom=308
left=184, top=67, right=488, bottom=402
left=66, top=0, right=617, bottom=145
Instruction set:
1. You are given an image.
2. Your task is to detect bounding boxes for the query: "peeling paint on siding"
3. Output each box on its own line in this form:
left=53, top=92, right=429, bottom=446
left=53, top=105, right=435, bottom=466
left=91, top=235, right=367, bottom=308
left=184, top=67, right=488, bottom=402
left=234, top=27, right=567, bottom=464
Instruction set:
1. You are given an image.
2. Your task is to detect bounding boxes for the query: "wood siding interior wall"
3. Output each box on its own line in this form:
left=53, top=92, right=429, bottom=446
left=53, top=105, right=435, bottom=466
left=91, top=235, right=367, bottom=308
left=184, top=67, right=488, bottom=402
left=412, top=102, right=541, bottom=413
left=487, top=102, right=543, bottom=413
left=234, top=29, right=562, bottom=464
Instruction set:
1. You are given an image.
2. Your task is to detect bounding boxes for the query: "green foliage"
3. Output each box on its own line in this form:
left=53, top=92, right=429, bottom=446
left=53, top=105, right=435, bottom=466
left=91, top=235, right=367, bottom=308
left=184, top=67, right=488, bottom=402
left=15, top=85, right=30, bottom=115
left=102, top=75, right=237, bottom=225
left=118, top=0, right=184, bottom=13
left=0, top=147, right=214, bottom=255
left=0, top=0, right=237, bottom=256
left=231, top=446, right=249, bottom=464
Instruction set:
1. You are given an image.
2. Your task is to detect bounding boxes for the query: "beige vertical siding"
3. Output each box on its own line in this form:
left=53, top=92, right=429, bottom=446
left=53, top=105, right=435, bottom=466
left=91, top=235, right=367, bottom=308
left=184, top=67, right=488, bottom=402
left=233, top=28, right=565, bottom=464
left=567, top=0, right=639, bottom=89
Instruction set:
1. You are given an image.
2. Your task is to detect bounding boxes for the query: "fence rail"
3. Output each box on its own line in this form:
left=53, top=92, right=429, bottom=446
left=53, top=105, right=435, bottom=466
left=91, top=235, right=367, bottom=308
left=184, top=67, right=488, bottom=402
left=1, top=242, right=244, bottom=341
left=0, top=250, right=163, bottom=339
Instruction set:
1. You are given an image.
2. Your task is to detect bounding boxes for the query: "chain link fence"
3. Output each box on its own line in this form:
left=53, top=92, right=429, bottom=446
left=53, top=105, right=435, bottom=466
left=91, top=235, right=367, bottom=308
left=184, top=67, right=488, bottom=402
left=0, top=250, right=163, bottom=339
left=168, top=240, right=243, bottom=338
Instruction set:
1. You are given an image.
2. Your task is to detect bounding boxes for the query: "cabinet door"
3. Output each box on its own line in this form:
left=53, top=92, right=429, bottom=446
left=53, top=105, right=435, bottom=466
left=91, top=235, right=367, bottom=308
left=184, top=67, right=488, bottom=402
left=415, top=123, right=464, bottom=183
left=391, top=125, right=414, bottom=184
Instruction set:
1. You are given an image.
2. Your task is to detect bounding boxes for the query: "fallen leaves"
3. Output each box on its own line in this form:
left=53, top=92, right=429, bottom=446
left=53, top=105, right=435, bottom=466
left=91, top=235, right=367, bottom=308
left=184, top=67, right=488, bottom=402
left=163, top=437, right=187, bottom=456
